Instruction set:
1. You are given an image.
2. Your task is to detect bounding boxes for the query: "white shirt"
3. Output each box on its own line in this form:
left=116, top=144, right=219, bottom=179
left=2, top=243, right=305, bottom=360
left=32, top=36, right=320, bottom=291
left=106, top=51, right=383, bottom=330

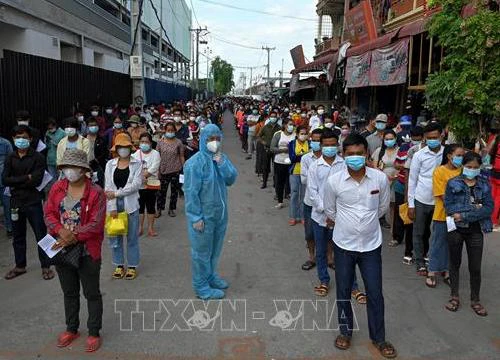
left=274, top=132, right=294, bottom=164
left=309, top=115, right=322, bottom=131
left=324, top=166, right=390, bottom=252
left=309, top=156, right=345, bottom=226
left=132, top=149, right=161, bottom=188
left=407, top=146, right=444, bottom=207
left=300, top=152, right=319, bottom=206
left=105, top=156, right=143, bottom=213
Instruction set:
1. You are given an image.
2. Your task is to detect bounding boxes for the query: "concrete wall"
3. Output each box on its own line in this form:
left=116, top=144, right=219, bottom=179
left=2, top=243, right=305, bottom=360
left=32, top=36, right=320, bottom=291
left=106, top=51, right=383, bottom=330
left=0, top=23, right=61, bottom=59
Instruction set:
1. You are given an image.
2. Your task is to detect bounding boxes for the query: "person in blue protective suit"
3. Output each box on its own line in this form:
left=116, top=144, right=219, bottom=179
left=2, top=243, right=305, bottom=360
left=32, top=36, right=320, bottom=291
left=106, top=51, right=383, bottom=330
left=183, top=124, right=238, bottom=300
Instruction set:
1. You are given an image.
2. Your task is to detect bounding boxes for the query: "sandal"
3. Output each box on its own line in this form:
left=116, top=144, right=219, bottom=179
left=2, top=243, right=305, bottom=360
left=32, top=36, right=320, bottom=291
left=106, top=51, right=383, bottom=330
left=314, top=284, right=329, bottom=297
left=351, top=290, right=367, bottom=304
left=471, top=302, right=488, bottom=317
left=445, top=297, right=460, bottom=312
left=416, top=266, right=428, bottom=276
left=301, top=260, right=316, bottom=271
left=388, top=239, right=399, bottom=247
left=443, top=276, right=451, bottom=287
left=425, top=275, right=437, bottom=288
left=4, top=267, right=27, bottom=280
left=148, top=229, right=158, bottom=237
left=112, top=266, right=125, bottom=279
left=372, top=341, right=397, bottom=359
left=42, top=268, right=55, bottom=280
left=155, top=211, right=162, bottom=219
left=85, top=336, right=101, bottom=352
left=334, top=334, right=351, bottom=350
left=57, top=331, right=80, bottom=347
left=124, top=268, right=137, bottom=280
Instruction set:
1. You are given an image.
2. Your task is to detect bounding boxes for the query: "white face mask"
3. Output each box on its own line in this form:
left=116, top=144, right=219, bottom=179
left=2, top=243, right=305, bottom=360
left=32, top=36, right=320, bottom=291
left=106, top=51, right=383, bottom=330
left=325, top=122, right=334, bottom=129
left=105, top=109, right=113, bottom=114
left=90, top=111, right=98, bottom=117
left=298, top=134, right=308, bottom=142
left=62, top=168, right=83, bottom=183
left=174, top=116, right=181, bottom=123
left=17, top=121, right=29, bottom=126
left=65, top=127, right=77, bottom=137
left=189, top=116, right=196, bottom=121
left=77, top=115, right=84, bottom=122
left=317, top=109, right=325, bottom=115
left=117, top=148, right=130, bottom=158
left=206, top=140, right=221, bottom=154
left=131, top=123, right=138, bottom=128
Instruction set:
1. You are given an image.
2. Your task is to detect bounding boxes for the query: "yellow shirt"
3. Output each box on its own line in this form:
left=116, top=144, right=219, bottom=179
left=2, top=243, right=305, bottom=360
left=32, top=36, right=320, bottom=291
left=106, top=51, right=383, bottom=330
left=293, top=141, right=309, bottom=175
left=432, top=165, right=461, bottom=221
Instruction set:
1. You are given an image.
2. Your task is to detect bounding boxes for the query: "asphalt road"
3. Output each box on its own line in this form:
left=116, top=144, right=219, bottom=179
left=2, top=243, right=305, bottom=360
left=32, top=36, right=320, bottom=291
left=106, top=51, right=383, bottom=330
left=0, top=109, right=499, bottom=360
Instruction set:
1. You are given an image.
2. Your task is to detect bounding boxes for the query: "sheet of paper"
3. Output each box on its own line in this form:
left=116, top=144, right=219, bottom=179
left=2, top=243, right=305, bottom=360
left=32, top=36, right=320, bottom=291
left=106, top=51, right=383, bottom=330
left=37, top=234, right=62, bottom=258
left=36, top=171, right=53, bottom=191
left=36, top=140, right=46, bottom=152
left=179, top=174, right=185, bottom=184
left=446, top=216, right=457, bottom=232
left=3, top=187, right=10, bottom=197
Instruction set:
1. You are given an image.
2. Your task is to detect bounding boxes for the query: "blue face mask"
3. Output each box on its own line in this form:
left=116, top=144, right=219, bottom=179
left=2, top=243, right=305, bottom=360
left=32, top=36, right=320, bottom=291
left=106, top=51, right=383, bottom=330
left=88, top=126, right=99, bottom=134
left=451, top=155, right=463, bottom=168
left=14, top=138, right=30, bottom=150
left=463, top=167, right=480, bottom=179
left=164, top=132, right=176, bottom=139
left=322, top=146, right=338, bottom=158
left=114, top=123, right=123, bottom=129
left=345, top=155, right=366, bottom=171
left=310, top=141, right=321, bottom=152
left=140, top=143, right=151, bottom=152
left=375, top=122, right=386, bottom=131
left=426, top=139, right=441, bottom=149
left=287, top=125, right=294, bottom=133
left=269, top=117, right=277, bottom=124
left=384, top=139, right=396, bottom=148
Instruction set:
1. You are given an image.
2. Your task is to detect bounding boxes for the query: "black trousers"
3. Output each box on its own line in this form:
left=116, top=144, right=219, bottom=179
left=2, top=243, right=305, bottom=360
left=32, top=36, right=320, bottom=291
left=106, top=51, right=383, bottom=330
left=139, top=189, right=157, bottom=215
left=12, top=202, right=49, bottom=268
left=392, top=192, right=413, bottom=257
left=56, top=256, right=103, bottom=336
left=447, top=230, right=483, bottom=302
left=157, top=172, right=179, bottom=211
left=274, top=163, right=290, bottom=203
left=261, top=150, right=273, bottom=186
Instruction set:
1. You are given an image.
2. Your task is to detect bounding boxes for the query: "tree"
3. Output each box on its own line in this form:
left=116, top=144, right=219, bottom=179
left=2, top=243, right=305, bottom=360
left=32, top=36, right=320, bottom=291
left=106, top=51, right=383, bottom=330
left=425, top=0, right=500, bottom=141
left=211, top=57, right=234, bottom=95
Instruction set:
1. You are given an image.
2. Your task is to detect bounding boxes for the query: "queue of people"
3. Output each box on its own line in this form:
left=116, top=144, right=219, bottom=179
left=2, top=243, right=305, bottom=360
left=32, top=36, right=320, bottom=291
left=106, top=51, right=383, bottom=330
left=233, top=98, right=497, bottom=358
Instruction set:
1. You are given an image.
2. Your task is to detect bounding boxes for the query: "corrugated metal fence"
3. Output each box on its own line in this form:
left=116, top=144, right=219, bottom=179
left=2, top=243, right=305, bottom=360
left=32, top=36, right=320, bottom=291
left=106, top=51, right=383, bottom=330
left=144, top=78, right=191, bottom=105
left=0, top=50, right=132, bottom=135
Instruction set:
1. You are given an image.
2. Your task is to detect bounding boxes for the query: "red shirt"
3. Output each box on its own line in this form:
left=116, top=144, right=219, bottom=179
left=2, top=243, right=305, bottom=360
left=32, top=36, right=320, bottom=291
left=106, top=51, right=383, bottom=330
left=44, top=178, right=106, bottom=261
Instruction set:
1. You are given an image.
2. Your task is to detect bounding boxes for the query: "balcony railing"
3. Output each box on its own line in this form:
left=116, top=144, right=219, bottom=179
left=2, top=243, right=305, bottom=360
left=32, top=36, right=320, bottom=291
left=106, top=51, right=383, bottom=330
left=315, top=37, right=340, bottom=56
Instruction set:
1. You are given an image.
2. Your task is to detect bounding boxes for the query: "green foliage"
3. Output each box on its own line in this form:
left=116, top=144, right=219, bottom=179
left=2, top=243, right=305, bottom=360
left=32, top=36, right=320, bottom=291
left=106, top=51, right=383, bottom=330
left=211, top=57, right=234, bottom=95
left=425, top=0, right=500, bottom=141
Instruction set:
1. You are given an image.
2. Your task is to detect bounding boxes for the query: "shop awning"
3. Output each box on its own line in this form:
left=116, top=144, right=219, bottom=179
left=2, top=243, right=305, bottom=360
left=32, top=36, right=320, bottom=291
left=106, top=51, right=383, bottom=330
left=291, top=53, right=335, bottom=74
left=398, top=17, right=429, bottom=38
left=346, top=31, right=399, bottom=57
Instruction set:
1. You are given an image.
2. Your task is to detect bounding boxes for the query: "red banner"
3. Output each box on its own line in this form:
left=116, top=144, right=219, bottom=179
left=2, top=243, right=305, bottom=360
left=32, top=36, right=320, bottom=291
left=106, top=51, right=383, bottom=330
left=369, top=39, right=409, bottom=86
left=345, top=52, right=371, bottom=88
left=343, top=1, right=378, bottom=46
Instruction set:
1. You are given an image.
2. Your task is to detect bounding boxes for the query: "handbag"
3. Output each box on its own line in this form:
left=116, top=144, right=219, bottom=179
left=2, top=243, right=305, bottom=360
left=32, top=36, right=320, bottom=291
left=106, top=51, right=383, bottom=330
left=106, top=212, right=129, bottom=236
left=399, top=202, right=413, bottom=225
left=146, top=177, right=161, bottom=190
left=50, top=242, right=84, bottom=269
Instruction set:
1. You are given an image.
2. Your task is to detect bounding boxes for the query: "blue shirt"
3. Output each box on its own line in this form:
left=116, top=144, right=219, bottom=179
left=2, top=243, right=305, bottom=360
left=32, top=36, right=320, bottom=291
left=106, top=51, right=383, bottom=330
left=0, top=137, right=13, bottom=187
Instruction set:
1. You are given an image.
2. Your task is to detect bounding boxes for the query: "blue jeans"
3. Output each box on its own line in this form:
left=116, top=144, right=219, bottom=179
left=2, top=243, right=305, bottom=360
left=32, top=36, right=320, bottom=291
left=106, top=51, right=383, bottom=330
left=303, top=204, right=314, bottom=242
left=289, top=174, right=305, bottom=220
left=0, top=186, right=12, bottom=232
left=313, top=221, right=360, bottom=289
left=334, top=243, right=385, bottom=343
left=109, top=198, right=140, bottom=267
left=428, top=220, right=449, bottom=272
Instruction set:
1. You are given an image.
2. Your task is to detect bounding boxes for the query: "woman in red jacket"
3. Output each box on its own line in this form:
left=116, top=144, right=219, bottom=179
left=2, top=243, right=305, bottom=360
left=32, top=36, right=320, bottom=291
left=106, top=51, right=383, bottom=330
left=44, top=149, right=106, bottom=352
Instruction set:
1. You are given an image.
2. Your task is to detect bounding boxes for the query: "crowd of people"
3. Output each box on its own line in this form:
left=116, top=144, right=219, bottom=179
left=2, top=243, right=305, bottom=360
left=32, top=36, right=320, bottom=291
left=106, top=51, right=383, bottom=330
left=233, top=98, right=498, bottom=358
left=0, top=100, right=226, bottom=351
left=0, top=96, right=498, bottom=357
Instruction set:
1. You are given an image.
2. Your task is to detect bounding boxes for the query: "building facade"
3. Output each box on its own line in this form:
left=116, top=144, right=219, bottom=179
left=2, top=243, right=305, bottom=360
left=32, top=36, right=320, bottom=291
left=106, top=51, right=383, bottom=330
left=0, top=0, right=191, bottom=85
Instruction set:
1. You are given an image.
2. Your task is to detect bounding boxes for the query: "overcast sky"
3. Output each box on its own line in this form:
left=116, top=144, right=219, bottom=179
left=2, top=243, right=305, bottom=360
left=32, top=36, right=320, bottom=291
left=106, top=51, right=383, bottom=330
left=188, top=0, right=317, bottom=87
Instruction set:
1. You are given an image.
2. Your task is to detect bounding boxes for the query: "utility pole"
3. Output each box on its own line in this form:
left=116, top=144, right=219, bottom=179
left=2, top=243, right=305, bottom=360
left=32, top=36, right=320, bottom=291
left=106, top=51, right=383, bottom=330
left=131, top=0, right=144, bottom=105
left=189, top=26, right=208, bottom=90
left=280, top=58, right=284, bottom=88
left=249, top=67, right=253, bottom=96
left=158, top=0, right=162, bottom=79
left=262, top=46, right=276, bottom=91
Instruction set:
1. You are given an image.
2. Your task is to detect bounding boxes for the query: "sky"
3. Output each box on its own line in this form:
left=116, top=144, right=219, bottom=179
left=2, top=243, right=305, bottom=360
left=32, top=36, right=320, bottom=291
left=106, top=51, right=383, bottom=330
left=188, top=0, right=318, bottom=88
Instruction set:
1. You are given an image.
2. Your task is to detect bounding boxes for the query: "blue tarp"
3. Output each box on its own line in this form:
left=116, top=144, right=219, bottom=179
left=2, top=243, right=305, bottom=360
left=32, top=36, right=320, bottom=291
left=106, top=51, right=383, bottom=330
left=144, top=78, right=191, bottom=104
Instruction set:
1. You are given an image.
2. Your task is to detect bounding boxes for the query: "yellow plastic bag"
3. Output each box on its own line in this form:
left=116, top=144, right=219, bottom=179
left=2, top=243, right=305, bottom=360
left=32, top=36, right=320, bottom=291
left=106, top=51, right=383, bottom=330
left=399, top=203, right=413, bottom=225
left=105, top=212, right=128, bottom=236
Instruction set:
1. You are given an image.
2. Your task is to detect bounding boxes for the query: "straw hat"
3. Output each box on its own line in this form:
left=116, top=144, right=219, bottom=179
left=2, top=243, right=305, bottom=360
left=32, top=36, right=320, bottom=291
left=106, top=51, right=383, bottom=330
left=57, top=149, right=91, bottom=171
left=111, top=133, right=134, bottom=152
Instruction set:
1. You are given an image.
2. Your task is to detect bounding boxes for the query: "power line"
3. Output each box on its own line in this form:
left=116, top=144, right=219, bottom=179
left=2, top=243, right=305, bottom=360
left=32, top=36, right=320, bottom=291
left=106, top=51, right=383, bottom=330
left=189, top=0, right=201, bottom=27
left=209, top=33, right=262, bottom=50
left=148, top=0, right=173, bottom=46
left=130, top=0, right=144, bottom=56
left=197, top=0, right=316, bottom=22
left=166, top=0, right=184, bottom=27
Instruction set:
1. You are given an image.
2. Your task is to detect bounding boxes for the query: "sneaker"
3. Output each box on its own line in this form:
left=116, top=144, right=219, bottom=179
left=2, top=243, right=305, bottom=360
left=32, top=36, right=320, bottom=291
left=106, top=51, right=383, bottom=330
left=288, top=219, right=297, bottom=226
left=424, top=257, right=429, bottom=265
left=245, top=155, right=252, bottom=160
left=168, top=209, right=176, bottom=217
left=402, top=256, right=414, bottom=265
left=275, top=203, right=284, bottom=209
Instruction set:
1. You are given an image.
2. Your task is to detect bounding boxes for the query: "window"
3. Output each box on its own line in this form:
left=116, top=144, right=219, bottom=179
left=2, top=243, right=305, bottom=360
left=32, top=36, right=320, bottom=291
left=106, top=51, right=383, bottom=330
left=409, top=33, right=443, bottom=88
left=151, top=35, right=158, bottom=48
left=142, top=29, right=148, bottom=42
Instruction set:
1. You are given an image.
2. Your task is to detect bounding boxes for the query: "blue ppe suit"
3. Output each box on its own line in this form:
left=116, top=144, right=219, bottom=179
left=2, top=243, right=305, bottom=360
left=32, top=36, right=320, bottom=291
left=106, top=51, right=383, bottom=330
left=183, top=124, right=238, bottom=299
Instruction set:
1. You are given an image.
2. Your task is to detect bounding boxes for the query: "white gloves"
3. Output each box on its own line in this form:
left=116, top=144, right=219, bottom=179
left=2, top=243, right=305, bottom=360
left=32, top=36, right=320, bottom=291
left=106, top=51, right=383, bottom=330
left=193, top=220, right=205, bottom=232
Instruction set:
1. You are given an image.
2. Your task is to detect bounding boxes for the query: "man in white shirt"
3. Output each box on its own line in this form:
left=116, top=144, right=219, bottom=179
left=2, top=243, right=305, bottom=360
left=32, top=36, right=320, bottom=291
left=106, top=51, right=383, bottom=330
left=407, top=123, right=444, bottom=275
left=300, top=128, right=323, bottom=271
left=323, top=134, right=396, bottom=358
left=308, top=129, right=344, bottom=293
